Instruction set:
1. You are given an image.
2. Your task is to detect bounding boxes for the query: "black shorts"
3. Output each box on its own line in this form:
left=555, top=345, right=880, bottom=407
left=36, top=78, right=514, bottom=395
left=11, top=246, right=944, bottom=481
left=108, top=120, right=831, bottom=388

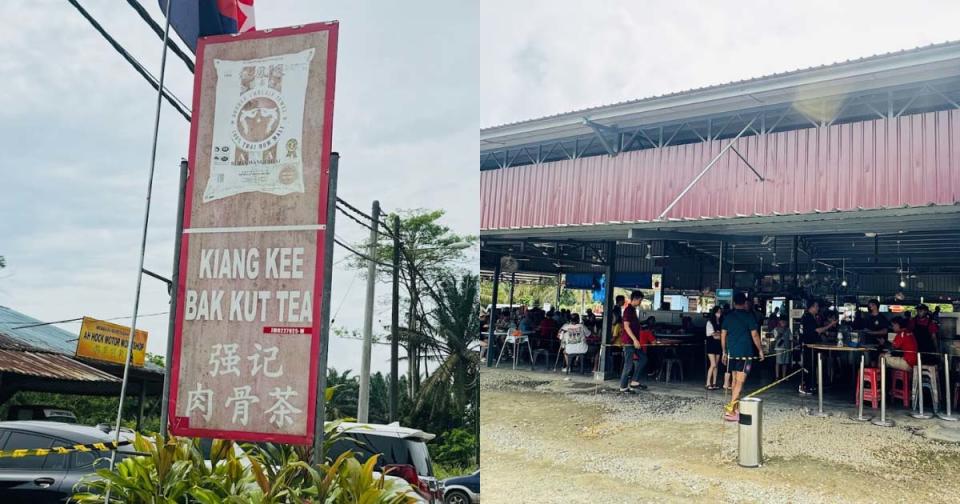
left=727, top=358, right=752, bottom=374
left=706, top=337, right=722, bottom=355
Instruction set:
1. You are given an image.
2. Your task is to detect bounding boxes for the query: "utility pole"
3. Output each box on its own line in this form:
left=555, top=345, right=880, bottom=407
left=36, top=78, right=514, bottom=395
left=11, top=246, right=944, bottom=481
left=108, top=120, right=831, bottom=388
left=357, top=201, right=380, bottom=423
left=389, top=215, right=401, bottom=422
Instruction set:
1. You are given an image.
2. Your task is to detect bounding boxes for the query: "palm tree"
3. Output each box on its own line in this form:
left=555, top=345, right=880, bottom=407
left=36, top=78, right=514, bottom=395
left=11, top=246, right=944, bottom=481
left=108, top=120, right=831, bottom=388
left=324, top=368, right=359, bottom=420
left=412, top=274, right=480, bottom=422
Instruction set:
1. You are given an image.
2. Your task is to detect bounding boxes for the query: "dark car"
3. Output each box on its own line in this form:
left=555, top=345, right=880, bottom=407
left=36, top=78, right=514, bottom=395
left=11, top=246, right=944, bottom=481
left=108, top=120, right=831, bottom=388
left=442, top=469, right=479, bottom=504
left=328, top=422, right=439, bottom=502
left=0, top=421, right=139, bottom=503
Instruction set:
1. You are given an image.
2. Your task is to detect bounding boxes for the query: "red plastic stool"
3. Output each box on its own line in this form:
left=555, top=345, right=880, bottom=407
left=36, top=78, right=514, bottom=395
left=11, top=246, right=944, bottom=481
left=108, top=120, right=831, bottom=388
left=890, top=369, right=911, bottom=409
left=856, top=368, right=879, bottom=409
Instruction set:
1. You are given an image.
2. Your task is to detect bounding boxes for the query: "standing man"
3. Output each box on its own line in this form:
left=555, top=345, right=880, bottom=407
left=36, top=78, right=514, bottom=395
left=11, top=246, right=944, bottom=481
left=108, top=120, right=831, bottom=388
left=721, top=292, right=764, bottom=422
left=798, top=299, right=837, bottom=395
left=909, top=304, right=940, bottom=355
left=619, top=291, right=647, bottom=394
left=863, top=299, right=890, bottom=346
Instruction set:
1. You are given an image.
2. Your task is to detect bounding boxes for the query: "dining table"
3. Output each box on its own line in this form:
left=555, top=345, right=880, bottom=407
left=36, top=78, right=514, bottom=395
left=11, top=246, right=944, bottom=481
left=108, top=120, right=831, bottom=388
left=804, top=343, right=879, bottom=416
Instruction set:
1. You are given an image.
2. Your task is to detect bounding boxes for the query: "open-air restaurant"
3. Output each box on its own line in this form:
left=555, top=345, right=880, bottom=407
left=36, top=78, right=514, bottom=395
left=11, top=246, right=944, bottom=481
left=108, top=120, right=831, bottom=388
left=479, top=42, right=960, bottom=430
left=481, top=259, right=960, bottom=424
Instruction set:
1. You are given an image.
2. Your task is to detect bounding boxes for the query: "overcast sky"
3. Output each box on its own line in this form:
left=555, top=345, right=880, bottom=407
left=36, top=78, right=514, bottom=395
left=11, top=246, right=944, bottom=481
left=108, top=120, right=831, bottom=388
left=480, top=0, right=960, bottom=128
left=0, top=0, right=477, bottom=375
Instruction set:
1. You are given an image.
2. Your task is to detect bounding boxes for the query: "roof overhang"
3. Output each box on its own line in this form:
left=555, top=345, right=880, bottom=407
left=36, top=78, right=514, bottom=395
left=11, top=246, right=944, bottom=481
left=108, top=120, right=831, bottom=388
left=481, top=41, right=960, bottom=152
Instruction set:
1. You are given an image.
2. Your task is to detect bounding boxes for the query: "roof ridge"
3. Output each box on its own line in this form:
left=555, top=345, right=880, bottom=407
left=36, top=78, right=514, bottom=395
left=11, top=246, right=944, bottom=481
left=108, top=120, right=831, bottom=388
left=482, top=39, right=960, bottom=132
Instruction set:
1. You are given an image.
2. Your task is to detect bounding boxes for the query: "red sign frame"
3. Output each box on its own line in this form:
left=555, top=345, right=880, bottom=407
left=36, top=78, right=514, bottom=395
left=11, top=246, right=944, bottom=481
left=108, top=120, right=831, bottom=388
left=167, top=22, right=338, bottom=444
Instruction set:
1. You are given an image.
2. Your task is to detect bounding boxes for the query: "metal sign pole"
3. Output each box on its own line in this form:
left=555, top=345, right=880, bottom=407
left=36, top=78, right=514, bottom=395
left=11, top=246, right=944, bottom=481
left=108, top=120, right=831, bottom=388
left=910, top=351, right=933, bottom=419
left=160, top=159, right=188, bottom=437
left=872, top=357, right=895, bottom=427
left=105, top=0, right=173, bottom=500
left=937, top=353, right=958, bottom=421
left=851, top=354, right=872, bottom=422
left=312, top=153, right=340, bottom=465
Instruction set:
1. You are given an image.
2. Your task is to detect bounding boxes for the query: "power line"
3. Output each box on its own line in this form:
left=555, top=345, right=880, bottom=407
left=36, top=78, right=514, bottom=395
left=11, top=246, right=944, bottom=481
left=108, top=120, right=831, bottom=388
left=336, top=204, right=386, bottom=237
left=125, top=0, right=195, bottom=73
left=2, top=311, right=170, bottom=330
left=337, top=198, right=393, bottom=233
left=333, top=236, right=394, bottom=270
left=68, top=0, right=192, bottom=121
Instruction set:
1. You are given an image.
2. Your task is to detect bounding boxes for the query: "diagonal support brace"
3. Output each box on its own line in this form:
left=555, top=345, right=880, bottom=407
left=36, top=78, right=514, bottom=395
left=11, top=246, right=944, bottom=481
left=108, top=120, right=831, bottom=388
left=583, top=117, right=620, bottom=156
left=656, top=116, right=759, bottom=220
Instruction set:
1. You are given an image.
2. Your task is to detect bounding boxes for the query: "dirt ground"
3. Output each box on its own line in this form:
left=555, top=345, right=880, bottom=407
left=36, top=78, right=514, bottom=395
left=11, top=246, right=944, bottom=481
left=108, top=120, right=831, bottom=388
left=481, top=369, right=960, bottom=503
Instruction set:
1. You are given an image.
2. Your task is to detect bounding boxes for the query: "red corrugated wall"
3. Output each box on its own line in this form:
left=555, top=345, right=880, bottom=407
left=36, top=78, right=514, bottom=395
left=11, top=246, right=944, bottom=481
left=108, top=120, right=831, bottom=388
left=480, top=110, right=960, bottom=230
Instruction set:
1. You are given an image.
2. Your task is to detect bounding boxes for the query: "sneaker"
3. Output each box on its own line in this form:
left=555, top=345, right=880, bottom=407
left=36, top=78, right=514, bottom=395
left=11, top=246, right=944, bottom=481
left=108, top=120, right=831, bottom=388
left=635, top=383, right=648, bottom=390
left=724, top=411, right=740, bottom=422
left=619, top=387, right=636, bottom=394
left=798, top=387, right=813, bottom=396
left=561, top=367, right=568, bottom=373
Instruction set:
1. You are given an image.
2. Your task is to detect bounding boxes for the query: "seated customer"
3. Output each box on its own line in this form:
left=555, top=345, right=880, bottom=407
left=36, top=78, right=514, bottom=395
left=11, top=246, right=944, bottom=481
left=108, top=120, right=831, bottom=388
left=882, top=317, right=917, bottom=371
left=539, top=315, right=559, bottom=341
left=558, top=313, right=590, bottom=372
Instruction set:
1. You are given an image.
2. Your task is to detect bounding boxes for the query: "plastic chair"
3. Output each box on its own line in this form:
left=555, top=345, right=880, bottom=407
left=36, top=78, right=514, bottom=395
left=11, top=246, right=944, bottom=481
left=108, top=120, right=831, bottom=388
left=890, top=369, right=911, bottom=409
left=659, top=358, right=684, bottom=383
left=856, top=368, right=880, bottom=409
left=531, top=348, right=550, bottom=370
left=912, top=364, right=940, bottom=413
left=554, top=350, right=586, bottom=373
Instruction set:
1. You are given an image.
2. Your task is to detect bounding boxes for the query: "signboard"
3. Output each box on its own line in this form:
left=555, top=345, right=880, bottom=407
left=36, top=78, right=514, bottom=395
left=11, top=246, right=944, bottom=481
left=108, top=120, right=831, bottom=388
left=76, top=317, right=147, bottom=367
left=168, top=22, right=338, bottom=444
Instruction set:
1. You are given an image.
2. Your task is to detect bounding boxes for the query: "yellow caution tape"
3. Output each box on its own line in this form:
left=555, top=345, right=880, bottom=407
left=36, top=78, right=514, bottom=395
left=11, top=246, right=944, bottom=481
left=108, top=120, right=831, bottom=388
left=0, top=440, right=131, bottom=458
left=724, top=367, right=805, bottom=412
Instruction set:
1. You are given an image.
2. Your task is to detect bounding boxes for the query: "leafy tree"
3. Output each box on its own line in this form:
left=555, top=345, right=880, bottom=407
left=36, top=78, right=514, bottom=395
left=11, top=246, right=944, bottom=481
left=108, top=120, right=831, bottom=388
left=480, top=277, right=575, bottom=309
left=324, top=368, right=359, bottom=420
left=430, top=428, right=476, bottom=468
left=349, top=209, right=476, bottom=398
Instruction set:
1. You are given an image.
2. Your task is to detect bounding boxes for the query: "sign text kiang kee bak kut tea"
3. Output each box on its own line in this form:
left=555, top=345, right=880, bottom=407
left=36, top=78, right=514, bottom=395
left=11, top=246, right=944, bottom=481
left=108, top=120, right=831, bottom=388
left=168, top=22, right=338, bottom=444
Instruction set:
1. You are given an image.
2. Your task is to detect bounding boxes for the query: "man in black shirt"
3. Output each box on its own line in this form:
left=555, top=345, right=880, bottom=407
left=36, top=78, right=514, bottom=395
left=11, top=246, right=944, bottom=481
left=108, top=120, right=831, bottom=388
left=799, top=299, right=837, bottom=395
left=863, top=299, right=891, bottom=346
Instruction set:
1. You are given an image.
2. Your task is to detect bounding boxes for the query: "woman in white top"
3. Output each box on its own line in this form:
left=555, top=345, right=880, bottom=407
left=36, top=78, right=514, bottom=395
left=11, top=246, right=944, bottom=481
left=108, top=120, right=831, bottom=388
left=558, top=313, right=590, bottom=372
left=705, top=306, right=723, bottom=390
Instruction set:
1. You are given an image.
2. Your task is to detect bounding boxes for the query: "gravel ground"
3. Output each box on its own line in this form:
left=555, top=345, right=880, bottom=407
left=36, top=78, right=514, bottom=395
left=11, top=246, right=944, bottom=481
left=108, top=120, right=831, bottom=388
left=481, top=369, right=960, bottom=503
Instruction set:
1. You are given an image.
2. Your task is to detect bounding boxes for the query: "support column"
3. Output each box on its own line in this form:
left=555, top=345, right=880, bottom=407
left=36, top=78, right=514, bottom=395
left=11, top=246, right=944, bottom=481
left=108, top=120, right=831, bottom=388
left=718, top=241, right=724, bottom=289
left=793, top=236, right=800, bottom=288
left=486, top=259, right=502, bottom=368
left=596, top=242, right=616, bottom=381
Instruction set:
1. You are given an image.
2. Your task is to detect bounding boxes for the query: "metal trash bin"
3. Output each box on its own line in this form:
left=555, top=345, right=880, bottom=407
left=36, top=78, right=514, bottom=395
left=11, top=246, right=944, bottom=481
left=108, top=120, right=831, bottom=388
left=738, top=397, right=763, bottom=467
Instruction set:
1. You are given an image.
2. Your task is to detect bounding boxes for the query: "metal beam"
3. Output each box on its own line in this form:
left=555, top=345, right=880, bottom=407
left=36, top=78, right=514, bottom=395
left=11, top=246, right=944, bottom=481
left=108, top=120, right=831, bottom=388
left=656, top=116, right=758, bottom=220
left=730, top=146, right=764, bottom=181
left=625, top=230, right=762, bottom=244
left=583, top=117, right=619, bottom=156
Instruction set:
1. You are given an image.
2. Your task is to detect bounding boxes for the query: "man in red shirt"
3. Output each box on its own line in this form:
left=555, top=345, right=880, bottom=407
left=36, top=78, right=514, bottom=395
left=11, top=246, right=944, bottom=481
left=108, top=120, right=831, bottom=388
left=619, top=291, right=648, bottom=393
left=883, top=317, right=918, bottom=371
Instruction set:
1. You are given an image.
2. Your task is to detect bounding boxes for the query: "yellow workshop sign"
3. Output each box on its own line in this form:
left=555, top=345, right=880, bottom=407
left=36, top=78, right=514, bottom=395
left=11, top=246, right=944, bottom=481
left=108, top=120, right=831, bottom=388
left=76, top=317, right=148, bottom=367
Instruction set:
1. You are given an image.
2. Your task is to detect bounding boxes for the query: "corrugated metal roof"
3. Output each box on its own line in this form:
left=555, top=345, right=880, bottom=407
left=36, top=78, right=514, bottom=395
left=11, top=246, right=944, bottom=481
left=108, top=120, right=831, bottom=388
left=0, top=349, right=120, bottom=382
left=0, top=305, right=164, bottom=379
left=483, top=40, right=960, bottom=133
left=0, top=305, right=80, bottom=354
